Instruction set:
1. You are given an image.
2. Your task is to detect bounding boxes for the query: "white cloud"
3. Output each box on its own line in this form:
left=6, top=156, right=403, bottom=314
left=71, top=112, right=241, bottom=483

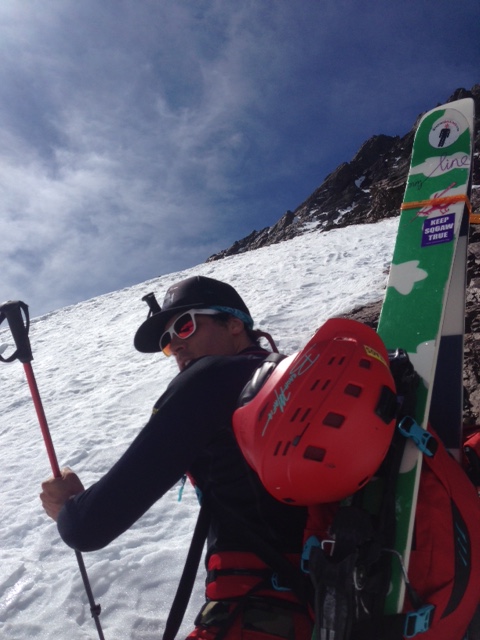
left=0, top=0, right=478, bottom=315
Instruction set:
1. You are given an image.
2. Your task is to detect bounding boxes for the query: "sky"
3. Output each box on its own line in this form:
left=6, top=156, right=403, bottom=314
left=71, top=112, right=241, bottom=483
left=1, top=0, right=479, bottom=317
left=0, top=217, right=400, bottom=638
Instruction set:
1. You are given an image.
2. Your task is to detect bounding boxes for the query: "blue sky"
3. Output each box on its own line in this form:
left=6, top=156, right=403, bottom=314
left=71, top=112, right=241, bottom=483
left=1, top=0, right=479, bottom=316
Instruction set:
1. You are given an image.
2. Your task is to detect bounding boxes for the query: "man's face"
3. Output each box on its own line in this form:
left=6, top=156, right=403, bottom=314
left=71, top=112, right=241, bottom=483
left=166, top=312, right=240, bottom=371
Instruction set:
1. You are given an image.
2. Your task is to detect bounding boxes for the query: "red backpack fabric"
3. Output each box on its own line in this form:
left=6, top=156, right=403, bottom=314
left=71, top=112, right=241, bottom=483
left=403, top=425, right=480, bottom=639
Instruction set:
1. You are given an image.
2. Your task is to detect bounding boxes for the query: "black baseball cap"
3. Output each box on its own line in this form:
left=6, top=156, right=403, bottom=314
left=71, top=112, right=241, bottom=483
left=134, top=276, right=254, bottom=353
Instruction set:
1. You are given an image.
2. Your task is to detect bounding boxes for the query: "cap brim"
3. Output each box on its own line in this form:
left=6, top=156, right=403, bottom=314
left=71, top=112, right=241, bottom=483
left=134, top=303, right=207, bottom=353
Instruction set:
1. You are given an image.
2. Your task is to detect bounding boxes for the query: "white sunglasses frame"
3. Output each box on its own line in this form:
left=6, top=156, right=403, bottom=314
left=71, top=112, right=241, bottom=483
left=159, top=308, right=221, bottom=356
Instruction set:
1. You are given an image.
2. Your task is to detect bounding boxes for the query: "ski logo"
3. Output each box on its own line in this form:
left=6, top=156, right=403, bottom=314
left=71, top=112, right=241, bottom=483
left=428, top=110, right=466, bottom=148
left=408, top=153, right=470, bottom=183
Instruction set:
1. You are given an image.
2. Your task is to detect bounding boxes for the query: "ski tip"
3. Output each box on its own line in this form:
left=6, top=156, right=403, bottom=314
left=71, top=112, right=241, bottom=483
left=421, top=96, right=474, bottom=129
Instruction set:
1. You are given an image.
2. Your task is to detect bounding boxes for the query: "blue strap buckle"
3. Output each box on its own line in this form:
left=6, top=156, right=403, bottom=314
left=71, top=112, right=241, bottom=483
left=398, top=417, right=437, bottom=457
left=404, top=604, right=435, bottom=637
left=271, top=573, right=291, bottom=592
left=301, top=535, right=321, bottom=573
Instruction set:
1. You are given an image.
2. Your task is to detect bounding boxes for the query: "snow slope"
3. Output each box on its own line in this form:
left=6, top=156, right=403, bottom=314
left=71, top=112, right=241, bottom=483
left=0, top=218, right=397, bottom=639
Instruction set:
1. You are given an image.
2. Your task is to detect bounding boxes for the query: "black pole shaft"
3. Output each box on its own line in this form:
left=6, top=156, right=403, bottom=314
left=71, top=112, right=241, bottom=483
left=75, top=550, right=106, bottom=639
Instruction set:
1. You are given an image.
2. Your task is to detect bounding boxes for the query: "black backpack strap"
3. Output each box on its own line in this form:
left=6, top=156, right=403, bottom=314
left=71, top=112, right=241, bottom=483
left=237, top=352, right=287, bottom=407
left=354, top=613, right=412, bottom=639
left=162, top=502, right=211, bottom=640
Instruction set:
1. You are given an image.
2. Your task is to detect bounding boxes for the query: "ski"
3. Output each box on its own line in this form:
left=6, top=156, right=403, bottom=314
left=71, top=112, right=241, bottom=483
left=374, top=97, right=475, bottom=615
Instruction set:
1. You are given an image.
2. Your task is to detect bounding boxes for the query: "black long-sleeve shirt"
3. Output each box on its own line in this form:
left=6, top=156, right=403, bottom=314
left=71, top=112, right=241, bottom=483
left=57, top=348, right=307, bottom=558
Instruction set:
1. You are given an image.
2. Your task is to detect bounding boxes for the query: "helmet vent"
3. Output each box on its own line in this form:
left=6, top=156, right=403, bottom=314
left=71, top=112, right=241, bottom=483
left=290, top=407, right=312, bottom=423
left=344, top=383, right=362, bottom=397
left=323, top=412, right=345, bottom=428
left=310, top=379, right=331, bottom=392
left=303, top=445, right=326, bottom=462
left=273, top=441, right=295, bottom=456
left=359, top=359, right=372, bottom=369
left=300, top=408, right=311, bottom=422
left=258, top=402, right=269, bottom=422
left=290, top=408, right=301, bottom=422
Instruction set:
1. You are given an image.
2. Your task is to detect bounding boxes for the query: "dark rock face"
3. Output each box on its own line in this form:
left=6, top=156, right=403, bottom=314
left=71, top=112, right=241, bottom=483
left=207, top=84, right=480, bottom=425
left=208, top=84, right=479, bottom=260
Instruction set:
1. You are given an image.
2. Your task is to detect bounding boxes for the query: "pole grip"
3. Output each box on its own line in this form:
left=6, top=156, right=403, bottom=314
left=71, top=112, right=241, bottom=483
left=0, top=300, right=33, bottom=363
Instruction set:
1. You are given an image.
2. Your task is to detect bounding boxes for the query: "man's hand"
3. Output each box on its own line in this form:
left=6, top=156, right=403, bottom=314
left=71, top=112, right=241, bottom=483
left=40, top=468, right=85, bottom=521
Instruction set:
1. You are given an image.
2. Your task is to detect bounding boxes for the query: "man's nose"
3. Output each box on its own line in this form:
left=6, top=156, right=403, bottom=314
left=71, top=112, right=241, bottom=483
left=169, top=334, right=185, bottom=354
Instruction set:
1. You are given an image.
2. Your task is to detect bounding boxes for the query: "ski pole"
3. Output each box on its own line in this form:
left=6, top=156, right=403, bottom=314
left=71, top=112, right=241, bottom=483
left=0, top=300, right=106, bottom=640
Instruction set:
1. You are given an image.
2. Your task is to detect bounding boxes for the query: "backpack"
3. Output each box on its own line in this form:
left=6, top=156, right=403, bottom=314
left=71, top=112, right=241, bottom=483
left=163, top=319, right=480, bottom=640
left=232, top=318, right=480, bottom=639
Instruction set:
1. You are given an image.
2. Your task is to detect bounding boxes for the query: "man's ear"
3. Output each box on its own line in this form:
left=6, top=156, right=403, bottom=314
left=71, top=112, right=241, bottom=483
left=227, top=316, right=245, bottom=336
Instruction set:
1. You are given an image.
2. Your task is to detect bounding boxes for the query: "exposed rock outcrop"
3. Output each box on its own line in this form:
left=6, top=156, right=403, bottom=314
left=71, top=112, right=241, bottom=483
left=208, top=84, right=479, bottom=257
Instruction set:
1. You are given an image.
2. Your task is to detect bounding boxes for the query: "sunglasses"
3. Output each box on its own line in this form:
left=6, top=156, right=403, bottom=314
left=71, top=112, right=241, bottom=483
left=159, top=308, right=221, bottom=356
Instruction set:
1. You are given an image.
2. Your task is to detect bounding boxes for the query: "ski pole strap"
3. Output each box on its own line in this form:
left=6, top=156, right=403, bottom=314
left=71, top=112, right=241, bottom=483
left=0, top=300, right=33, bottom=363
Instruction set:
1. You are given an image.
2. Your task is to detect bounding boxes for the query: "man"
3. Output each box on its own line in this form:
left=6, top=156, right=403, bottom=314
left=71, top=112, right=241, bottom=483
left=40, top=275, right=312, bottom=639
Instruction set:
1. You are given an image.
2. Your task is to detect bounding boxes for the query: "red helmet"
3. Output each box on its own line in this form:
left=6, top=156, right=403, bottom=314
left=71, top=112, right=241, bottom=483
left=233, top=318, right=397, bottom=505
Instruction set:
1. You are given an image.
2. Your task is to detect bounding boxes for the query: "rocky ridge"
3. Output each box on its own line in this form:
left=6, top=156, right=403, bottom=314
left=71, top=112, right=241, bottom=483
left=208, top=84, right=480, bottom=424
